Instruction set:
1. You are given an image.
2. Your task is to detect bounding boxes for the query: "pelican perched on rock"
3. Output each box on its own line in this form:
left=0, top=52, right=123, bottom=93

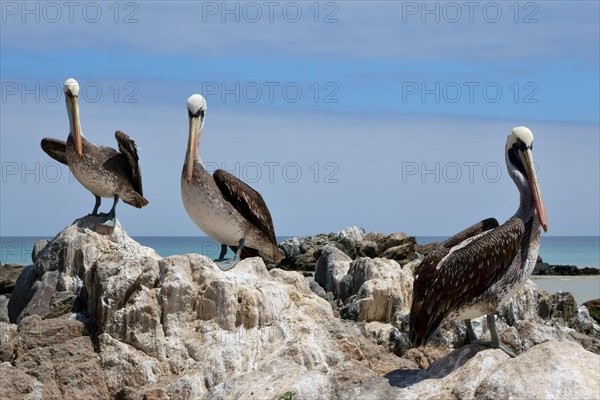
left=41, top=78, right=148, bottom=226
left=409, top=126, right=547, bottom=356
left=181, top=94, right=285, bottom=270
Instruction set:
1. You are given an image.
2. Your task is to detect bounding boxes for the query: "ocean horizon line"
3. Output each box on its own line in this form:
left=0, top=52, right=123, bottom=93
left=1, top=235, right=598, bottom=269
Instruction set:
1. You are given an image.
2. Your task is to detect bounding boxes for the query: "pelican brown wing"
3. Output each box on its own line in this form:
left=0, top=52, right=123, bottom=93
left=41, top=138, right=68, bottom=165
left=442, top=217, right=499, bottom=248
left=113, top=130, right=144, bottom=196
left=409, top=218, right=525, bottom=346
left=213, top=169, right=277, bottom=243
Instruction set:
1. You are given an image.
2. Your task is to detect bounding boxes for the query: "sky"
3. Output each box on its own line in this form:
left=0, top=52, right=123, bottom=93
left=1, top=1, right=599, bottom=237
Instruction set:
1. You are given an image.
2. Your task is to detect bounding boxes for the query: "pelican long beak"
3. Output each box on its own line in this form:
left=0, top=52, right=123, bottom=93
left=186, top=115, right=202, bottom=183
left=68, top=95, right=83, bottom=156
left=520, top=148, right=548, bottom=232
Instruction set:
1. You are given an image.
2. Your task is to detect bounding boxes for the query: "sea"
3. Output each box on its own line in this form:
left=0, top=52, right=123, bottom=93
left=1, top=235, right=598, bottom=304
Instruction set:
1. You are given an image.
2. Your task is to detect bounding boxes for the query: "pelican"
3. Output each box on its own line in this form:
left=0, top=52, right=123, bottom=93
left=181, top=94, right=285, bottom=270
left=409, top=126, right=547, bottom=356
left=41, top=78, right=148, bottom=226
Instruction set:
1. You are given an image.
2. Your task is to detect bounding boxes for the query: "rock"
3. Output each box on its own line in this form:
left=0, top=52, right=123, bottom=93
left=572, top=305, right=600, bottom=338
left=5, top=218, right=599, bottom=399
left=335, top=226, right=365, bottom=243
left=507, top=320, right=575, bottom=353
left=2, top=315, right=109, bottom=399
left=279, top=227, right=419, bottom=271
left=533, top=257, right=599, bottom=275
left=5, top=217, right=406, bottom=398
left=583, top=298, right=600, bottom=323
left=0, top=362, right=44, bottom=399
left=314, top=245, right=352, bottom=297
left=31, top=239, right=49, bottom=263
left=7, top=265, right=38, bottom=323
left=473, top=341, right=599, bottom=399
left=0, top=263, right=24, bottom=296
left=413, top=241, right=441, bottom=257
left=550, top=291, right=578, bottom=321
left=533, top=255, right=550, bottom=275
left=0, top=296, right=9, bottom=323
left=358, top=240, right=378, bottom=258
left=499, top=280, right=541, bottom=325
left=279, top=236, right=302, bottom=257
left=341, top=341, right=599, bottom=400
left=344, top=258, right=413, bottom=322
left=378, top=232, right=409, bottom=252
left=338, top=274, right=354, bottom=303
left=0, top=321, right=18, bottom=361
left=308, top=279, right=326, bottom=298
left=380, top=243, right=413, bottom=263
left=334, top=226, right=365, bottom=257
left=570, top=331, right=600, bottom=354
left=537, top=290, right=579, bottom=323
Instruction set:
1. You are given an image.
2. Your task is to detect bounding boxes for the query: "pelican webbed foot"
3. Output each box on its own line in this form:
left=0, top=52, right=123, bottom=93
left=214, top=239, right=245, bottom=271
left=215, top=258, right=239, bottom=271
left=213, top=244, right=229, bottom=262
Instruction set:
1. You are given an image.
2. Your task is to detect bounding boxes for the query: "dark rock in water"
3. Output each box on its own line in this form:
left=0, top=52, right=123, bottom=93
left=583, top=299, right=600, bottom=324
left=533, top=256, right=599, bottom=275
left=0, top=263, right=24, bottom=295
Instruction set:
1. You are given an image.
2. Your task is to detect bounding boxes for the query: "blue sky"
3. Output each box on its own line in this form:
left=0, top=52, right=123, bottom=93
left=1, top=1, right=599, bottom=236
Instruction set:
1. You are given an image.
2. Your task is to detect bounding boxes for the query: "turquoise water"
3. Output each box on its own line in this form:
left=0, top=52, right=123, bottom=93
left=2, top=236, right=598, bottom=268
left=2, top=235, right=599, bottom=303
left=418, top=236, right=600, bottom=269
left=0, top=236, right=290, bottom=265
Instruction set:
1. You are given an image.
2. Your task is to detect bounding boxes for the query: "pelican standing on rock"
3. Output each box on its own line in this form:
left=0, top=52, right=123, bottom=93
left=409, top=126, right=548, bottom=356
left=41, top=79, right=148, bottom=226
left=181, top=94, right=285, bottom=270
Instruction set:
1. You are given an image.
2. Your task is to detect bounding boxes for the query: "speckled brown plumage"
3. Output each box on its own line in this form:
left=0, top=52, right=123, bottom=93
left=409, top=127, right=546, bottom=349
left=41, top=131, right=148, bottom=208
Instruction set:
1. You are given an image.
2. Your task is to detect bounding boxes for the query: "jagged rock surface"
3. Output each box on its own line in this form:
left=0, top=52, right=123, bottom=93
left=279, top=227, right=417, bottom=271
left=3, top=218, right=599, bottom=400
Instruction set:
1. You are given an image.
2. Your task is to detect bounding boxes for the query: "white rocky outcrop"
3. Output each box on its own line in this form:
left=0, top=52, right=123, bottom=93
left=2, top=217, right=598, bottom=399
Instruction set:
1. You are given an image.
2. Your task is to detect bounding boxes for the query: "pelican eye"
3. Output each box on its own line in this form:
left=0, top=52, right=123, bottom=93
left=188, top=109, right=205, bottom=119
left=508, top=146, right=527, bottom=178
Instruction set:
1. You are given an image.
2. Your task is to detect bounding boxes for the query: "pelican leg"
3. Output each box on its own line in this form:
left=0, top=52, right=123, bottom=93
left=465, top=319, right=477, bottom=343
left=486, top=314, right=516, bottom=358
left=215, top=238, right=245, bottom=271
left=233, top=238, right=245, bottom=261
left=213, top=244, right=228, bottom=262
left=100, top=196, right=119, bottom=227
left=90, top=196, right=101, bottom=216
